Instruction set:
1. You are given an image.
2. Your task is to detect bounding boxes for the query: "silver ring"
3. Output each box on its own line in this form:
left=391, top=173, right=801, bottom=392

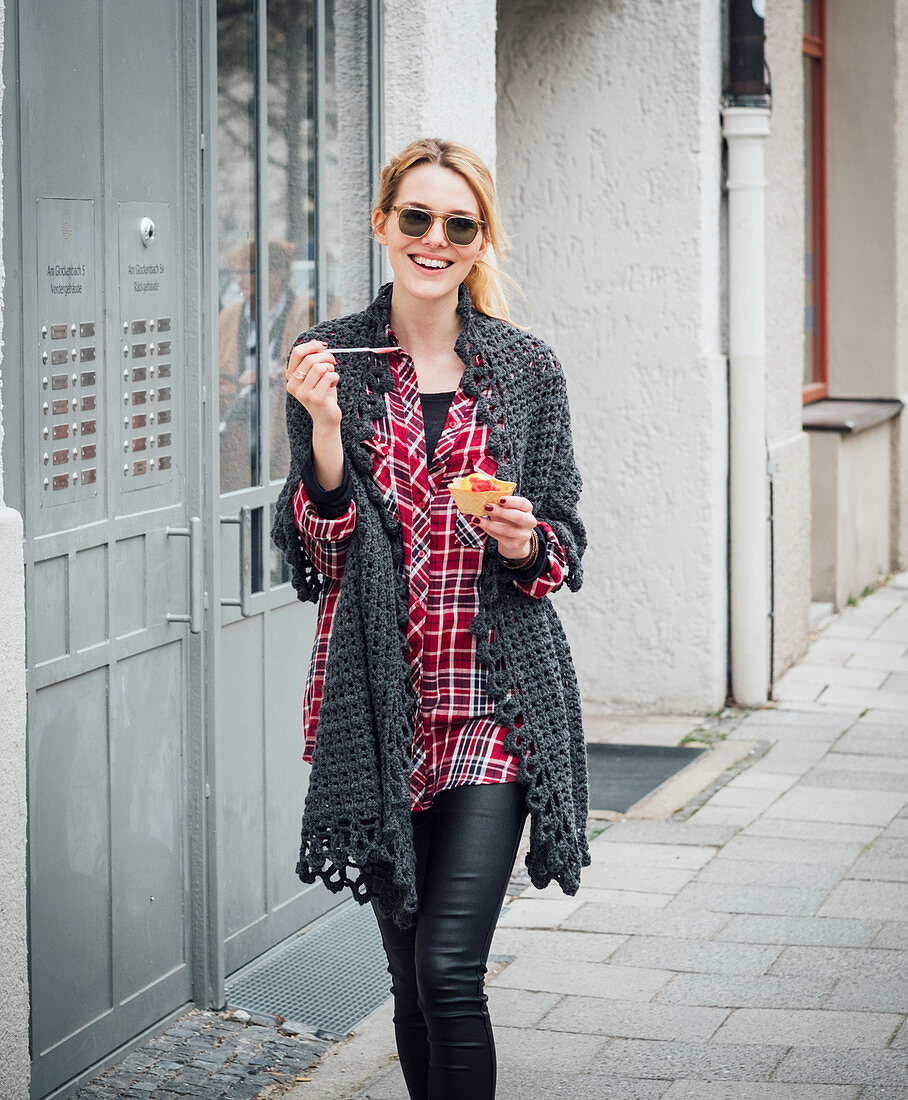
left=294, top=367, right=306, bottom=379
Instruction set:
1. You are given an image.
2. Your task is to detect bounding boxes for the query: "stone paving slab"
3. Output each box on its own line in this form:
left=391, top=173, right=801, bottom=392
left=715, top=914, right=883, bottom=948
left=608, top=936, right=781, bottom=976
left=688, top=804, right=763, bottom=826
left=521, top=875, right=669, bottom=902
left=496, top=896, right=585, bottom=927
left=661, top=1084, right=859, bottom=1099
left=798, top=768, right=908, bottom=793
left=769, top=945, right=908, bottom=980
left=846, top=651, right=908, bottom=672
left=849, top=838, right=908, bottom=881
left=562, top=902, right=731, bottom=939
left=739, top=816, right=882, bottom=843
left=872, top=921, right=908, bottom=949
left=854, top=708, right=908, bottom=726
left=585, top=839, right=720, bottom=870
left=771, top=1047, right=908, bottom=1086
left=818, top=879, right=908, bottom=921
left=833, top=730, right=908, bottom=757
left=821, top=751, right=908, bottom=773
left=737, top=708, right=861, bottom=732
left=741, top=740, right=836, bottom=774
left=711, top=1007, right=903, bottom=1048
left=704, top=785, right=782, bottom=810
left=486, top=1025, right=612, bottom=1085
left=781, top=664, right=888, bottom=689
left=821, top=685, right=908, bottom=709
left=485, top=986, right=563, bottom=1028
left=691, top=857, right=846, bottom=891
left=571, top=886, right=675, bottom=908
left=671, top=881, right=832, bottom=917
left=578, top=861, right=700, bottom=894
left=725, top=770, right=800, bottom=792
left=761, top=786, right=908, bottom=826
left=593, top=821, right=740, bottom=846
left=489, top=925, right=628, bottom=962
left=654, top=972, right=837, bottom=1009
left=489, top=958, right=675, bottom=1000
left=727, top=722, right=846, bottom=743
left=536, top=996, right=729, bottom=1041
left=716, top=833, right=870, bottom=866
left=591, top=1039, right=788, bottom=1081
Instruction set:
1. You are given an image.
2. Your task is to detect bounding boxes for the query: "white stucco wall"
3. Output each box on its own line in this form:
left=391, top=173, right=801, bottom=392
left=381, top=0, right=497, bottom=168
left=894, top=0, right=908, bottom=566
left=497, top=0, right=726, bottom=713
left=826, top=0, right=898, bottom=399
left=0, top=1, right=32, bottom=1091
left=764, top=0, right=811, bottom=678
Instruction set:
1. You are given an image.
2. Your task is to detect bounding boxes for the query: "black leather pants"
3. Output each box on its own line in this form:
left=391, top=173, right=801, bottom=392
left=371, top=781, right=527, bottom=1100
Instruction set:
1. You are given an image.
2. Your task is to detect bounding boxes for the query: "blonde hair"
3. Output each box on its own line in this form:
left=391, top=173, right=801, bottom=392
left=373, top=138, right=515, bottom=322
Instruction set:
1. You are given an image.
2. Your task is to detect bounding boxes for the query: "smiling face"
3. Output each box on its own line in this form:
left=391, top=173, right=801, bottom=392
left=372, top=162, right=488, bottom=309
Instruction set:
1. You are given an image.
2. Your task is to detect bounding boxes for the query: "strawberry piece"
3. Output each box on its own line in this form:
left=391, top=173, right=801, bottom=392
left=468, top=476, right=495, bottom=492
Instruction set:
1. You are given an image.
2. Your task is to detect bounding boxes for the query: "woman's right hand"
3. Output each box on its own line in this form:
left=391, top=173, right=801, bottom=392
left=286, top=340, right=341, bottom=430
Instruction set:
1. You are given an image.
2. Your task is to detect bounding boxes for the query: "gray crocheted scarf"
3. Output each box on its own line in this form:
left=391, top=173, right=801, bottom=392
left=271, top=282, right=590, bottom=928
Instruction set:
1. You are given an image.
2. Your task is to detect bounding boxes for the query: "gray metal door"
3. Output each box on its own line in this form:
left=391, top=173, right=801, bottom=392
left=4, top=2, right=204, bottom=1095
left=211, top=0, right=379, bottom=982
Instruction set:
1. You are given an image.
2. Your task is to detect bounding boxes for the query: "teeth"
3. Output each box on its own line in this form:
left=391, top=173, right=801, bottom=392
left=412, top=255, right=450, bottom=269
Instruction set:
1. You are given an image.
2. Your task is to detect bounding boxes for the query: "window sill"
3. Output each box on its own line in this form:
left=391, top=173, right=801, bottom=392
left=802, top=397, right=903, bottom=435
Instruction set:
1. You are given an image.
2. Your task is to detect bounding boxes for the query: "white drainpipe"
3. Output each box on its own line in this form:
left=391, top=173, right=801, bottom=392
left=723, top=105, right=771, bottom=707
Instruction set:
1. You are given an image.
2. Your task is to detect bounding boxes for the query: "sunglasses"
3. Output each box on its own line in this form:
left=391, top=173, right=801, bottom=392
left=390, top=206, right=484, bottom=246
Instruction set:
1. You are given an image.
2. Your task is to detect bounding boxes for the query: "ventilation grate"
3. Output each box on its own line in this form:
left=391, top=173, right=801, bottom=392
left=586, top=742, right=706, bottom=812
left=225, top=898, right=390, bottom=1039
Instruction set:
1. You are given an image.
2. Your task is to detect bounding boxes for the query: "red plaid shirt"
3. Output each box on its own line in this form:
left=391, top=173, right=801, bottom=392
left=293, top=344, right=567, bottom=811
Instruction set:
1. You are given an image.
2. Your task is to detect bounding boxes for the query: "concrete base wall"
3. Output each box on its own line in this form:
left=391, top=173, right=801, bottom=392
left=497, top=0, right=726, bottom=714
left=769, top=432, right=811, bottom=678
left=811, top=426, right=893, bottom=608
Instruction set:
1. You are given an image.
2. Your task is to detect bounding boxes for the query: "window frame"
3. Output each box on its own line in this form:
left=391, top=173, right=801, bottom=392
left=803, top=0, right=828, bottom=404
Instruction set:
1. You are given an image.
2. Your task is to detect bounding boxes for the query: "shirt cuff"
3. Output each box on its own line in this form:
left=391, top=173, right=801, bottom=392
left=301, top=452, right=353, bottom=519
left=293, top=479, right=357, bottom=540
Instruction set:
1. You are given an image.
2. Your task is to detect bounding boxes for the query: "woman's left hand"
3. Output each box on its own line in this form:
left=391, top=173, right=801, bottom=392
left=477, top=495, right=538, bottom=561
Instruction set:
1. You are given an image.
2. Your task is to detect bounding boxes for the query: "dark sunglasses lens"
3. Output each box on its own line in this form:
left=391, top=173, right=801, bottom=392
left=445, top=217, right=479, bottom=245
left=398, top=208, right=432, bottom=237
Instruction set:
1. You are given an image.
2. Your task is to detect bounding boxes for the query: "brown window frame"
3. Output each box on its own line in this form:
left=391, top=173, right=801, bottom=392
left=803, top=0, right=828, bottom=404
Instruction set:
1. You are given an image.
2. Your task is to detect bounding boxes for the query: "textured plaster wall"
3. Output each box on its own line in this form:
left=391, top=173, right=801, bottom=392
left=764, top=0, right=810, bottom=676
left=381, top=0, right=497, bottom=167
left=498, top=0, right=726, bottom=712
left=0, top=2, right=32, bottom=1093
left=894, top=0, right=908, bottom=565
left=826, top=0, right=897, bottom=399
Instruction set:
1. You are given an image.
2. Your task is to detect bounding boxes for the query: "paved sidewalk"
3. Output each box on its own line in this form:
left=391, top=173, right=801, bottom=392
left=284, top=576, right=908, bottom=1099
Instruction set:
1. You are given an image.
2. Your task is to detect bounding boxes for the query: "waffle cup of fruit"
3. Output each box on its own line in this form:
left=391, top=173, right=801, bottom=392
left=448, top=472, right=517, bottom=516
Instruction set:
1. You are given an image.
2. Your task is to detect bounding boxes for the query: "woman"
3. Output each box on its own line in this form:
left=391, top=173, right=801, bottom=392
left=271, top=138, right=589, bottom=1100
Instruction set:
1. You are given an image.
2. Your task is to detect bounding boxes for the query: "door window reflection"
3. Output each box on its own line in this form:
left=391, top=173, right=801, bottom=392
left=218, top=239, right=311, bottom=491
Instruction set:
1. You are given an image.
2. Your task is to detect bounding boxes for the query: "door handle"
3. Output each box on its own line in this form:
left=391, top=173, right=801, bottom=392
left=166, top=516, right=202, bottom=633
left=219, top=505, right=252, bottom=617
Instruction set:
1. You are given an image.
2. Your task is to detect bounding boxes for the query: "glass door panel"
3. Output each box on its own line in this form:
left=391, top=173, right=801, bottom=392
left=213, top=0, right=376, bottom=978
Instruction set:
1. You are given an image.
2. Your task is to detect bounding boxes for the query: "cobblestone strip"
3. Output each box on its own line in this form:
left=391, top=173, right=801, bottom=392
left=71, top=1009, right=332, bottom=1100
